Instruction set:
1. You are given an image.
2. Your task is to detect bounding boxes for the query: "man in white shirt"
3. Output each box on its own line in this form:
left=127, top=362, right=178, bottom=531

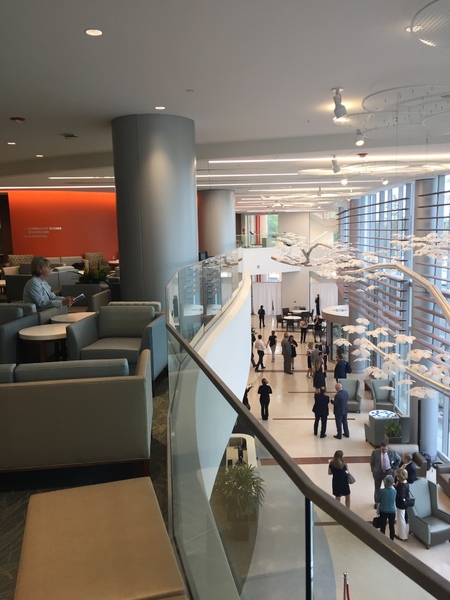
left=254, top=335, right=266, bottom=372
left=370, top=442, right=401, bottom=508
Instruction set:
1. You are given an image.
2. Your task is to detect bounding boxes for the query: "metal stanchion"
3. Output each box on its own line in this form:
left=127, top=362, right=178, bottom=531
left=343, top=572, right=350, bottom=600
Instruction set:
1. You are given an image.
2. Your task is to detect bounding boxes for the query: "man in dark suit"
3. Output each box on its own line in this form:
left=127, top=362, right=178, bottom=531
left=399, top=452, right=418, bottom=484
left=370, top=442, right=401, bottom=507
left=331, top=382, right=349, bottom=439
left=312, top=386, right=329, bottom=438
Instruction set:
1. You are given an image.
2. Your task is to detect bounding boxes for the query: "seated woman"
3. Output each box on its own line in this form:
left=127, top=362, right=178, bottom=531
left=23, top=256, right=74, bottom=310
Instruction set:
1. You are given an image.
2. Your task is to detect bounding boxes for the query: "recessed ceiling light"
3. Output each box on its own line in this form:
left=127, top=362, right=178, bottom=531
left=85, top=28, right=103, bottom=36
left=155, top=106, right=166, bottom=110
left=36, top=154, right=43, bottom=158
left=7, top=141, right=16, bottom=145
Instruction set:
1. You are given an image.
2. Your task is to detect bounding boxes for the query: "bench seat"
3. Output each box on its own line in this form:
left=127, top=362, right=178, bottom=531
left=14, top=477, right=188, bottom=600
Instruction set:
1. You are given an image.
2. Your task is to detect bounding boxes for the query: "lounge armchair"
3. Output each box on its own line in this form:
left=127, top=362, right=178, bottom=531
left=436, top=463, right=450, bottom=498
left=66, top=304, right=167, bottom=380
left=371, top=378, right=395, bottom=411
left=407, top=478, right=450, bottom=549
left=338, top=377, right=361, bottom=413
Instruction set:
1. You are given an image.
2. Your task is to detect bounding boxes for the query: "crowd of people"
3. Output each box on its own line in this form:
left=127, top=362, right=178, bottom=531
left=245, top=307, right=420, bottom=544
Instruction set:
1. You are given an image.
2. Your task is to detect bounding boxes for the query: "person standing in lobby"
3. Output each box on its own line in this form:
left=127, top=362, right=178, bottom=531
left=281, top=333, right=293, bottom=374
left=394, top=468, right=410, bottom=541
left=312, top=386, right=329, bottom=437
left=289, top=334, right=298, bottom=370
left=254, top=334, right=266, bottom=372
left=315, top=293, right=320, bottom=317
left=378, top=475, right=397, bottom=541
left=23, top=256, right=74, bottom=309
left=258, top=377, right=272, bottom=421
left=267, top=330, right=277, bottom=362
left=370, top=442, right=401, bottom=508
left=331, top=382, right=349, bottom=440
left=328, top=450, right=351, bottom=508
left=258, top=305, right=266, bottom=328
left=300, top=316, right=308, bottom=343
left=399, top=452, right=417, bottom=484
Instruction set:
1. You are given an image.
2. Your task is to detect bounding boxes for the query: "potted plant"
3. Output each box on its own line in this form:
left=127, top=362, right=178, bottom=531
left=212, top=463, right=265, bottom=540
left=78, top=266, right=108, bottom=284
left=385, top=419, right=402, bottom=444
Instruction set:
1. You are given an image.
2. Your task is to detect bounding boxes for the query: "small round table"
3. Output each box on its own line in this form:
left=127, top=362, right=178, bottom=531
left=283, top=315, right=300, bottom=330
left=19, top=324, right=68, bottom=362
left=369, top=410, right=397, bottom=419
left=51, top=312, right=95, bottom=323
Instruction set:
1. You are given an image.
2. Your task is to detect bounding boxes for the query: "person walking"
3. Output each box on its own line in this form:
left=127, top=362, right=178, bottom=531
left=306, top=341, right=314, bottom=378
left=267, top=330, right=277, bottom=362
left=251, top=329, right=257, bottom=368
left=328, top=450, right=351, bottom=508
left=378, top=475, right=397, bottom=540
left=312, top=386, right=329, bottom=437
left=312, top=357, right=326, bottom=391
left=394, top=468, right=410, bottom=542
left=254, top=334, right=266, bottom=371
left=370, top=442, right=401, bottom=507
left=331, top=382, right=349, bottom=439
left=289, top=334, right=298, bottom=370
left=300, top=316, right=308, bottom=343
left=258, top=305, right=266, bottom=328
left=281, top=333, right=293, bottom=374
left=258, top=377, right=272, bottom=421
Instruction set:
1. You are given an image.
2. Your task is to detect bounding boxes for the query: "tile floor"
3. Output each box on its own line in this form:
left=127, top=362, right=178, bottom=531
left=249, top=315, right=450, bottom=594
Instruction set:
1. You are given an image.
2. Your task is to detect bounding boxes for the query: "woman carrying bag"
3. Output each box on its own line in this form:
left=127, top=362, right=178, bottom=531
left=328, top=450, right=351, bottom=508
left=394, top=467, right=411, bottom=541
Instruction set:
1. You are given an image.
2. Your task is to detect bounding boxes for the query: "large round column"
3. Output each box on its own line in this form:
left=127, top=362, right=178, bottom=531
left=411, top=178, right=439, bottom=457
left=111, top=114, right=198, bottom=306
left=197, top=189, right=236, bottom=257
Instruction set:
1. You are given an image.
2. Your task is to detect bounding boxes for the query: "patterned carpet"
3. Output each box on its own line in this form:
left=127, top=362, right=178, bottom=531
left=0, top=376, right=169, bottom=600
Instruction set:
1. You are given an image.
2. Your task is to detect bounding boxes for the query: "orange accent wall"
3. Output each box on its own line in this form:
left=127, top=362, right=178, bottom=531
left=7, top=191, right=118, bottom=260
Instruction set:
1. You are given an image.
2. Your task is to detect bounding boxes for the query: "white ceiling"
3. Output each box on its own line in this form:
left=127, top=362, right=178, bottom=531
left=2, top=0, right=450, bottom=212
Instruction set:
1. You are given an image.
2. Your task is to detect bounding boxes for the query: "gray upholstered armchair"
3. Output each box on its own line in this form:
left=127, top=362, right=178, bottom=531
left=371, top=378, right=395, bottom=411
left=338, top=378, right=361, bottom=412
left=66, top=304, right=167, bottom=380
left=407, top=478, right=450, bottom=549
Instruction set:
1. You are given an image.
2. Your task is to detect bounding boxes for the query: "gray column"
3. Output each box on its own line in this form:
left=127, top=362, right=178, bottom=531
left=411, top=178, right=438, bottom=456
left=197, top=189, right=236, bottom=257
left=111, top=114, right=198, bottom=306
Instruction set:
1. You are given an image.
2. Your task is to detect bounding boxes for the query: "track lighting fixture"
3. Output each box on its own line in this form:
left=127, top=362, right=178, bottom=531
left=382, top=177, right=389, bottom=185
left=332, top=87, right=347, bottom=120
left=341, top=178, right=348, bottom=186
left=355, top=130, right=365, bottom=146
left=331, top=155, right=340, bottom=173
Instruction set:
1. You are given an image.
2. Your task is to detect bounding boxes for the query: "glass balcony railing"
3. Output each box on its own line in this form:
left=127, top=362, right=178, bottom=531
left=166, top=251, right=242, bottom=344
left=166, top=323, right=450, bottom=600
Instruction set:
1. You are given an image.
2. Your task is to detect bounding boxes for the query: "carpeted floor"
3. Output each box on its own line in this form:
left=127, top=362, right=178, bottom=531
left=0, top=376, right=169, bottom=600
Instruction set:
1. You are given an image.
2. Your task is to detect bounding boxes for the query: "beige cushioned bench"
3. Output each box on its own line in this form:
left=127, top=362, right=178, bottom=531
left=14, top=477, right=188, bottom=600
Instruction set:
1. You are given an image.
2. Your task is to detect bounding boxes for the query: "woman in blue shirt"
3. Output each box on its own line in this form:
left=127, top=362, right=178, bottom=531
left=23, top=256, right=74, bottom=310
left=378, top=474, right=397, bottom=540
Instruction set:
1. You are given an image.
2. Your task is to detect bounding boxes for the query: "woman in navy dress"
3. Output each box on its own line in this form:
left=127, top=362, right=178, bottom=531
left=257, top=378, right=272, bottom=421
left=328, top=450, right=351, bottom=508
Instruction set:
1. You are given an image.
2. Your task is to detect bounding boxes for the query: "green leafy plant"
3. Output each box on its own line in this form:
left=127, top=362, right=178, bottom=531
left=213, top=463, right=265, bottom=521
left=78, top=266, right=108, bottom=284
left=385, top=420, right=402, bottom=439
